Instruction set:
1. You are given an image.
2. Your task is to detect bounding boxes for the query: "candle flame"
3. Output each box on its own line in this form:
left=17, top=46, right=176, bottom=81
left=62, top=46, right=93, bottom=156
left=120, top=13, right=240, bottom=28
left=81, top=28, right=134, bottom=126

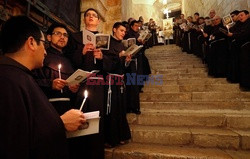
left=84, top=90, right=88, bottom=98
left=58, top=64, right=62, bottom=70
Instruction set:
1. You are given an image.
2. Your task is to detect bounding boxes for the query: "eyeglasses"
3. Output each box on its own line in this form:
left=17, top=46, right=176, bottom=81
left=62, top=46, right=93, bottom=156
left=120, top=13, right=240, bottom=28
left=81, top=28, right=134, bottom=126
left=52, top=31, right=69, bottom=38
left=85, top=13, right=98, bottom=18
left=39, top=39, right=50, bottom=48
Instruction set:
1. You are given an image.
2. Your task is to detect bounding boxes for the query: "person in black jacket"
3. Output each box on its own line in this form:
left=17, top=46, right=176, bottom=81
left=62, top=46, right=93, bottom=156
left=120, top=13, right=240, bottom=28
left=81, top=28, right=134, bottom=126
left=70, top=8, right=105, bottom=159
left=0, top=15, right=85, bottom=159
left=102, top=22, right=132, bottom=148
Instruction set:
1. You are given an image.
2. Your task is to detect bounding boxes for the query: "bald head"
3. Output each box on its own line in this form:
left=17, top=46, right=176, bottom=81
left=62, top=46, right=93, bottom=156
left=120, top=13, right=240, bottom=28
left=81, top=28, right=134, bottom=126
left=209, top=9, right=216, bottom=18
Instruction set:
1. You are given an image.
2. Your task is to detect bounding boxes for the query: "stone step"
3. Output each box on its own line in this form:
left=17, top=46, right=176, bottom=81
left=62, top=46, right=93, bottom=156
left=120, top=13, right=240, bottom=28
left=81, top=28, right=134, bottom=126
left=130, top=125, right=250, bottom=150
left=150, top=64, right=206, bottom=69
left=143, top=84, right=240, bottom=93
left=149, top=59, right=202, bottom=63
left=147, top=73, right=208, bottom=81
left=140, top=92, right=192, bottom=102
left=151, top=68, right=207, bottom=74
left=140, top=101, right=247, bottom=110
left=145, top=77, right=229, bottom=85
left=105, top=143, right=250, bottom=159
left=127, top=109, right=250, bottom=129
left=140, top=92, right=250, bottom=102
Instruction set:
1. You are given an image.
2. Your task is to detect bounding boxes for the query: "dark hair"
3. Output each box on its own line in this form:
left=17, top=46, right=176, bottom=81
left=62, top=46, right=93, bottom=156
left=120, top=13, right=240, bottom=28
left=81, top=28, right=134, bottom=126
left=127, top=17, right=135, bottom=24
left=239, top=10, right=249, bottom=15
left=112, top=22, right=126, bottom=34
left=84, top=8, right=100, bottom=19
left=230, top=10, right=240, bottom=15
left=1, top=15, right=41, bottom=54
left=122, top=21, right=129, bottom=25
left=47, top=23, right=68, bottom=35
left=130, top=20, right=139, bottom=27
left=194, top=12, right=200, bottom=16
left=198, top=17, right=205, bottom=20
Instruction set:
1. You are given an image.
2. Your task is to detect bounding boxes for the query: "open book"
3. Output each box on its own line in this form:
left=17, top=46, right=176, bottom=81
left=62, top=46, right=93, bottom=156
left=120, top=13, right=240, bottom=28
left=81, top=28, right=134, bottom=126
left=66, top=69, right=99, bottom=86
left=66, top=111, right=100, bottom=138
left=205, top=19, right=212, bottom=26
left=222, top=14, right=233, bottom=26
left=122, top=38, right=136, bottom=48
left=122, top=44, right=143, bottom=57
left=179, top=23, right=187, bottom=30
left=198, top=24, right=205, bottom=30
left=138, top=30, right=152, bottom=42
left=83, top=29, right=110, bottom=50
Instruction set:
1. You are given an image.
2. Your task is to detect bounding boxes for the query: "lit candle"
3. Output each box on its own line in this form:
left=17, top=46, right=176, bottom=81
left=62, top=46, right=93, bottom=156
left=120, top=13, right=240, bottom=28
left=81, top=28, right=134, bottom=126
left=58, top=64, right=62, bottom=79
left=58, top=64, right=63, bottom=93
left=79, top=90, right=88, bottom=111
left=226, top=25, right=230, bottom=32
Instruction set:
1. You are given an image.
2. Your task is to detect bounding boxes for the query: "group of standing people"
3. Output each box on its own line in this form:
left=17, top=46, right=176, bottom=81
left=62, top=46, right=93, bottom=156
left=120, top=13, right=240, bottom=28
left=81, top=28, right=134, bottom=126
left=0, top=7, right=151, bottom=159
left=174, top=9, right=250, bottom=91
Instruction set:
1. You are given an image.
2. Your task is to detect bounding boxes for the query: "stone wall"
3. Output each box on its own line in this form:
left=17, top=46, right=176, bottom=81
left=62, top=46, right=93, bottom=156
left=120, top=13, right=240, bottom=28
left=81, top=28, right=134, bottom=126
left=182, top=0, right=250, bottom=18
left=122, top=0, right=165, bottom=29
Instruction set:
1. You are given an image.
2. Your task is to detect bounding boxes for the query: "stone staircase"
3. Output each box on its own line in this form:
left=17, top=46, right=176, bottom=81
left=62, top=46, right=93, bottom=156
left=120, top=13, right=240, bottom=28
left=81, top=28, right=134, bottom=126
left=105, top=45, right=250, bottom=159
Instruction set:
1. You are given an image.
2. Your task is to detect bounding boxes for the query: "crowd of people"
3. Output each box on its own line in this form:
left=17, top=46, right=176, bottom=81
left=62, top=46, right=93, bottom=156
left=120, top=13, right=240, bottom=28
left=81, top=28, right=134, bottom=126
left=173, top=9, right=250, bottom=91
left=0, top=8, right=155, bottom=159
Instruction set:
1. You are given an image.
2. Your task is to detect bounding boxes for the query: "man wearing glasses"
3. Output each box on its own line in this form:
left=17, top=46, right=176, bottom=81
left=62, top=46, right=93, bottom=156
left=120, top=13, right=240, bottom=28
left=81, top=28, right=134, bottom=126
left=33, top=23, right=85, bottom=158
left=70, top=8, right=105, bottom=159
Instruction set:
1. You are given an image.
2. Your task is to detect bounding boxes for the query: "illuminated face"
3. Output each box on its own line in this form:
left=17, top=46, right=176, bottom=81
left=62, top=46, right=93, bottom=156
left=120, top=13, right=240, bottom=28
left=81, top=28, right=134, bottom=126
left=209, top=10, right=216, bottom=18
left=48, top=27, right=68, bottom=51
left=231, top=14, right=238, bottom=22
left=212, top=17, right=221, bottom=25
left=84, top=10, right=100, bottom=28
left=113, top=25, right=126, bottom=41
left=198, top=18, right=205, bottom=24
left=131, top=22, right=140, bottom=32
left=238, top=12, right=249, bottom=23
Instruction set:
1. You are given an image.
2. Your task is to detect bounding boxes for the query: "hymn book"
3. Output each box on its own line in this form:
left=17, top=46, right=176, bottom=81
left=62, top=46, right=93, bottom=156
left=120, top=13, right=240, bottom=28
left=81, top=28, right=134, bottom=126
left=66, top=111, right=100, bottom=138
left=122, top=38, right=136, bottom=48
left=222, top=14, right=233, bottom=26
left=82, top=29, right=110, bottom=50
left=138, top=30, right=152, bottom=42
left=66, top=69, right=99, bottom=86
left=179, top=23, right=187, bottom=30
left=122, top=44, right=143, bottom=57
left=205, top=19, right=212, bottom=26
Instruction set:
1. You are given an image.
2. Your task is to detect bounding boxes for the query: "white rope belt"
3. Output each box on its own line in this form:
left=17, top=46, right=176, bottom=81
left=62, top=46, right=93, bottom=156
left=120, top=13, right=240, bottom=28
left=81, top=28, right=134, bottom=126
left=49, top=98, right=70, bottom=102
left=131, top=58, right=137, bottom=71
left=88, top=77, right=104, bottom=80
left=106, top=73, right=125, bottom=115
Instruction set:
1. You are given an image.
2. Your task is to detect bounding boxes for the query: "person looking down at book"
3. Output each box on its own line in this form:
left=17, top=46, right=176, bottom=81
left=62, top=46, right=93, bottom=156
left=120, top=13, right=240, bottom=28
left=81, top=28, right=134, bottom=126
left=0, top=15, right=85, bottom=159
left=32, top=23, right=88, bottom=159
left=33, top=23, right=80, bottom=115
left=102, top=22, right=132, bottom=148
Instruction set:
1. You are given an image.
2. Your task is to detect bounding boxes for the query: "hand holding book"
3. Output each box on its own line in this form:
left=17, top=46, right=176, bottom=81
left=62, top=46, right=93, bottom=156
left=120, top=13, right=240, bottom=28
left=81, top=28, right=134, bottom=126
left=121, top=44, right=143, bottom=57
left=82, top=29, right=110, bottom=50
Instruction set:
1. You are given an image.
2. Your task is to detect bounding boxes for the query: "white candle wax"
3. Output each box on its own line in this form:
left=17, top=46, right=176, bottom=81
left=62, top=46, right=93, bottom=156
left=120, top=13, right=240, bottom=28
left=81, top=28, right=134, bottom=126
left=79, top=90, right=88, bottom=111
left=58, top=64, right=62, bottom=79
